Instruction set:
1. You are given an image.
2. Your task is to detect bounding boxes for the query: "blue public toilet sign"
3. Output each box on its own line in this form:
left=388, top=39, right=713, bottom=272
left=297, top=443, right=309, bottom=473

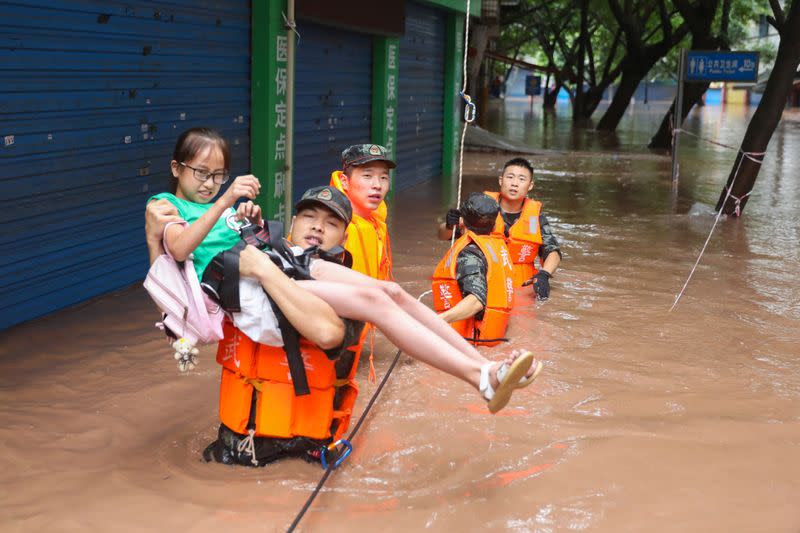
left=685, top=51, right=759, bottom=82
left=525, top=75, right=542, bottom=96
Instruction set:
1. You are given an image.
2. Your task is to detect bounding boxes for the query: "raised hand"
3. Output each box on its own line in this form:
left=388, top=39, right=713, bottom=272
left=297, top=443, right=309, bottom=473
left=236, top=200, right=263, bottom=225
left=220, top=174, right=260, bottom=208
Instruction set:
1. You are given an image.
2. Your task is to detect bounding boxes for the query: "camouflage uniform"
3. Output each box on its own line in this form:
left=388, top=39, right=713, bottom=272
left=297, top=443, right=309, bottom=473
left=455, top=243, right=489, bottom=320
left=451, top=192, right=498, bottom=321
left=453, top=210, right=560, bottom=315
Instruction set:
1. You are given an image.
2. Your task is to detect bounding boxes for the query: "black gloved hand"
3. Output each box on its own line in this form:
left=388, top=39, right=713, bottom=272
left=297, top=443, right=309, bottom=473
left=532, top=270, right=551, bottom=300
left=445, top=208, right=461, bottom=229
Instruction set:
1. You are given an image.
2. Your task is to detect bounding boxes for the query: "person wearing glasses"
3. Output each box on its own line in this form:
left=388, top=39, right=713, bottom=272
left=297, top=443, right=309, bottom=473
left=145, top=127, right=540, bottom=440
left=145, top=127, right=325, bottom=346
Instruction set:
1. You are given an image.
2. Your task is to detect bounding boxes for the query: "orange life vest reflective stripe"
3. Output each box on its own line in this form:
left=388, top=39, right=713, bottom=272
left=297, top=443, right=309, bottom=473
left=431, top=231, right=514, bottom=346
left=330, top=171, right=393, bottom=281
left=485, top=191, right=543, bottom=287
left=215, top=321, right=360, bottom=441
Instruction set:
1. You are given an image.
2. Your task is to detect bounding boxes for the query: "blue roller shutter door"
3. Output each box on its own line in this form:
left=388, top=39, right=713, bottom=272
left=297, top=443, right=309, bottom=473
left=294, top=23, right=372, bottom=200
left=397, top=2, right=446, bottom=191
left=0, top=1, right=250, bottom=330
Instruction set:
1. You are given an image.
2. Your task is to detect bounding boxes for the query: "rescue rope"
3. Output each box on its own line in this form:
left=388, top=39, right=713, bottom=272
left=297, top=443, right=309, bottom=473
left=669, top=134, right=765, bottom=311
left=672, top=127, right=767, bottom=161
left=287, top=290, right=431, bottom=532
left=282, top=11, right=300, bottom=42
left=452, top=0, right=475, bottom=247
left=286, top=347, right=403, bottom=532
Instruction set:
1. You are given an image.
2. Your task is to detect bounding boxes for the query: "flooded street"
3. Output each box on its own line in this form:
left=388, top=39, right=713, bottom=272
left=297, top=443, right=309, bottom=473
left=2, top=101, right=799, bottom=532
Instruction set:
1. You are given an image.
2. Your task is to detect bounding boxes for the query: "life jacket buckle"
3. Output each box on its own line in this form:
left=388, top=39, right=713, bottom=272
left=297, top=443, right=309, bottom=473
left=320, top=439, right=352, bottom=470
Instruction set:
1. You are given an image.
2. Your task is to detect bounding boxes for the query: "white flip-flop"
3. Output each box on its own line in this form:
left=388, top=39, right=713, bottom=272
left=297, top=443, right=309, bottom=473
left=516, top=358, right=543, bottom=389
left=480, top=351, right=534, bottom=414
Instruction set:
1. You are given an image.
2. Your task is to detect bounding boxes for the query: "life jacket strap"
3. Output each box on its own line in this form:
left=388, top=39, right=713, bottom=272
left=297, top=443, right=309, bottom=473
left=239, top=222, right=272, bottom=250
left=462, top=336, right=510, bottom=343
left=318, top=245, right=353, bottom=268
left=243, top=377, right=264, bottom=392
left=243, top=377, right=352, bottom=392
left=331, top=409, right=351, bottom=419
left=202, top=240, right=246, bottom=312
left=272, top=299, right=311, bottom=396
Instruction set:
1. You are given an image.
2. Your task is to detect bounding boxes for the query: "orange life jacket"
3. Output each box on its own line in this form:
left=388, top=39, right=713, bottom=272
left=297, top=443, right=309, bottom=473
left=330, top=171, right=393, bottom=281
left=485, top=192, right=543, bottom=287
left=215, top=320, right=361, bottom=441
left=431, top=231, right=514, bottom=346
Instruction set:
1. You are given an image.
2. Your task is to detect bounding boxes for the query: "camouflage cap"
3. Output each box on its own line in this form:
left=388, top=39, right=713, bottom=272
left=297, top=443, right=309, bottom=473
left=459, top=192, right=499, bottom=234
left=341, top=144, right=397, bottom=169
left=295, top=185, right=353, bottom=225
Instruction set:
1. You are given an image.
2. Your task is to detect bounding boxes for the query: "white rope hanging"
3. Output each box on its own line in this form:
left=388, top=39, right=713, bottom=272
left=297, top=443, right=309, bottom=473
left=669, top=143, right=764, bottom=312
left=453, top=0, right=476, bottom=245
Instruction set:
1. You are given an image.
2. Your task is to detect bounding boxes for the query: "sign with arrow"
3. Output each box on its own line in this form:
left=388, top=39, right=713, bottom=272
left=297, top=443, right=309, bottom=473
left=685, top=51, right=760, bottom=82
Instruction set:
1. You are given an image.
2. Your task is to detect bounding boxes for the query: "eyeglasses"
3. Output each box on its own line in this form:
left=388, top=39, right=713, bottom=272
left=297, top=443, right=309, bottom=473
left=180, top=162, right=230, bottom=185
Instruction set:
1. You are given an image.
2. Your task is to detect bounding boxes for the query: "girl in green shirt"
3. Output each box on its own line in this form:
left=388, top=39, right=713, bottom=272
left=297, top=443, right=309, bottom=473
left=149, top=127, right=541, bottom=415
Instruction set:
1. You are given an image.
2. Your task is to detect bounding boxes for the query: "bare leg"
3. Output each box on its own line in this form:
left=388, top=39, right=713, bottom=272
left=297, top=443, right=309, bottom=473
left=311, top=260, right=486, bottom=363
left=298, top=279, right=489, bottom=389
left=311, top=260, right=547, bottom=379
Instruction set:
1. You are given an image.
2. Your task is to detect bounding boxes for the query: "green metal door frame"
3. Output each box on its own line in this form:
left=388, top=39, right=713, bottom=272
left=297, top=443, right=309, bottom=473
left=251, top=0, right=289, bottom=221
left=442, top=12, right=465, bottom=182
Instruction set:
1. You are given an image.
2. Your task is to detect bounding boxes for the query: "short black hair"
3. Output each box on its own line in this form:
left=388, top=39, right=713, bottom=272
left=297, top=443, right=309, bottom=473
left=460, top=193, right=499, bottom=234
left=502, top=157, right=534, bottom=178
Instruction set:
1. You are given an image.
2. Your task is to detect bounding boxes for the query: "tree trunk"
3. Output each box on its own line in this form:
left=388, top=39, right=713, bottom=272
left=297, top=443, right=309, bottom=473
left=598, top=0, right=690, bottom=132
left=543, top=87, right=559, bottom=108
left=572, top=0, right=590, bottom=121
left=649, top=0, right=721, bottom=149
left=581, top=84, right=613, bottom=118
left=716, top=3, right=800, bottom=215
left=596, top=68, right=645, bottom=130
left=543, top=81, right=562, bottom=109
left=648, top=81, right=711, bottom=149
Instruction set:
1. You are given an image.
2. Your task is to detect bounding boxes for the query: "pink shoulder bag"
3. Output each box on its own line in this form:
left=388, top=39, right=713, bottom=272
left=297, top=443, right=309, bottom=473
left=143, top=221, right=225, bottom=346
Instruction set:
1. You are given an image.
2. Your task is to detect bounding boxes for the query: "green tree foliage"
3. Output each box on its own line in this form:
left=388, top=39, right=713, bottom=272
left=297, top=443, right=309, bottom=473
left=497, top=0, right=627, bottom=114
left=496, top=0, right=775, bottom=130
left=595, top=0, right=691, bottom=130
left=648, top=0, right=775, bottom=81
left=648, top=0, right=776, bottom=148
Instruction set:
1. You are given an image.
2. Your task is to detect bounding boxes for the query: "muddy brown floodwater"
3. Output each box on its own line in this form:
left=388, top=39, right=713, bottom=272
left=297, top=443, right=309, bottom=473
left=2, top=102, right=799, bottom=532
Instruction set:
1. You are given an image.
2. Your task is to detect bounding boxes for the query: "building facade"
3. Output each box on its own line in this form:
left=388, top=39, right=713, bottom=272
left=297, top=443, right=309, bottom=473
left=0, top=0, right=479, bottom=330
